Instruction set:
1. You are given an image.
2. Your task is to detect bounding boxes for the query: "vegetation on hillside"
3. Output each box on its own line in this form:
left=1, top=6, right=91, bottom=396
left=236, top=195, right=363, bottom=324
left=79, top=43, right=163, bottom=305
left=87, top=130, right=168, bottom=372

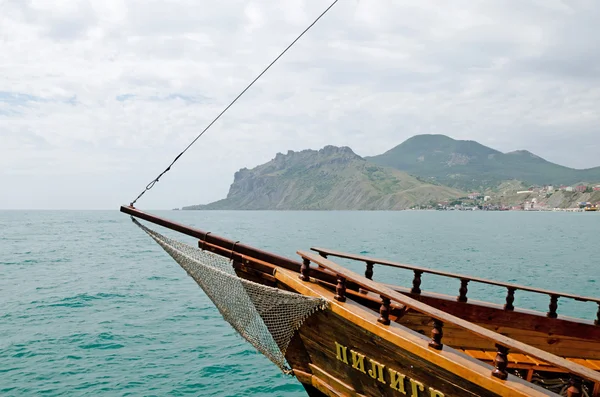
left=182, top=146, right=464, bottom=210
left=365, top=134, right=600, bottom=190
left=180, top=136, right=600, bottom=210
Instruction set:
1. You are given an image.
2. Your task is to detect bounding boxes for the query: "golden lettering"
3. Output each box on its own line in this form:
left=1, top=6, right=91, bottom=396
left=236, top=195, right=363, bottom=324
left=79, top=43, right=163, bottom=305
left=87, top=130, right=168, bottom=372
left=367, top=358, right=386, bottom=384
left=429, top=387, right=445, bottom=397
left=350, top=350, right=366, bottom=374
left=409, top=378, right=425, bottom=397
left=388, top=368, right=407, bottom=394
left=334, top=341, right=348, bottom=364
left=332, top=343, right=442, bottom=396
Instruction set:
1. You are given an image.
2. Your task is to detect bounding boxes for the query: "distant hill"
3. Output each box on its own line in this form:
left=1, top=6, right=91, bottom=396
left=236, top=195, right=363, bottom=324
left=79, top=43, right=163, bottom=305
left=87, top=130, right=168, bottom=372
left=182, top=145, right=464, bottom=210
left=486, top=189, right=600, bottom=209
left=365, top=134, right=600, bottom=190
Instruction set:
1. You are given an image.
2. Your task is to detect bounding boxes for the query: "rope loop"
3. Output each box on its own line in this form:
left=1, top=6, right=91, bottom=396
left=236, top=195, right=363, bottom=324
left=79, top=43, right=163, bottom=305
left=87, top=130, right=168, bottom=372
left=230, top=241, right=240, bottom=262
left=201, top=232, right=212, bottom=251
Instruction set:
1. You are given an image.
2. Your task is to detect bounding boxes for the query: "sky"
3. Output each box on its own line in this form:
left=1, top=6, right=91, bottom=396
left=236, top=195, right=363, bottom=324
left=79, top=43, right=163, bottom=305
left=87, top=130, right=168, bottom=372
left=1, top=0, right=599, bottom=209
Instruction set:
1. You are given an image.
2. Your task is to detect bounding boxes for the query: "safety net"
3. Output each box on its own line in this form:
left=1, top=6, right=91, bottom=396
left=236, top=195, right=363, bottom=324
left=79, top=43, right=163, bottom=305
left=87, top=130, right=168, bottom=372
left=132, top=217, right=329, bottom=374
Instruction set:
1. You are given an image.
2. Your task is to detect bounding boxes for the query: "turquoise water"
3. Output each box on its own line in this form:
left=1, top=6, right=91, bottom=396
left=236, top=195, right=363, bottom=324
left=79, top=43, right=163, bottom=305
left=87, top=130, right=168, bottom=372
left=1, top=210, right=599, bottom=396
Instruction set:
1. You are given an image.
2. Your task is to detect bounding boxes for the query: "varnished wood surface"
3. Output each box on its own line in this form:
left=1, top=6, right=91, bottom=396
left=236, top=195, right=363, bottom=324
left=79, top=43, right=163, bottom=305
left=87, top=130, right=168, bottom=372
left=293, top=369, right=345, bottom=397
left=195, top=235, right=600, bottom=392
left=203, top=236, right=600, bottom=347
left=300, top=309, right=501, bottom=396
left=314, top=277, right=600, bottom=355
left=122, top=208, right=599, bottom=395
left=198, top=239, right=372, bottom=293
left=277, top=268, right=558, bottom=397
left=234, top=256, right=600, bottom=396
left=296, top=366, right=371, bottom=397
left=308, top=279, right=600, bottom=363
left=124, top=206, right=598, bottom=331
left=389, top=287, right=600, bottom=338
left=298, top=251, right=600, bottom=384
left=461, top=348, right=600, bottom=371
left=309, top=364, right=368, bottom=397
left=311, top=247, right=600, bottom=305
left=397, top=310, right=600, bottom=360
left=121, top=205, right=303, bottom=271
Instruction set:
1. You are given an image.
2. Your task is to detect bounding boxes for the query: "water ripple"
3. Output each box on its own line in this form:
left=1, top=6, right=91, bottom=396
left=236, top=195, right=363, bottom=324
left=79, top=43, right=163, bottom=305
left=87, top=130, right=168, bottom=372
left=0, top=210, right=598, bottom=396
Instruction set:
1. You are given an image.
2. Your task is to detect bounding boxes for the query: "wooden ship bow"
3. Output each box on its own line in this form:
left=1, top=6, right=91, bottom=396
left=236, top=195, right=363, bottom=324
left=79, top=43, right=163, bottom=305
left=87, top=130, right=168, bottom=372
left=122, top=206, right=600, bottom=397
left=116, top=1, right=600, bottom=393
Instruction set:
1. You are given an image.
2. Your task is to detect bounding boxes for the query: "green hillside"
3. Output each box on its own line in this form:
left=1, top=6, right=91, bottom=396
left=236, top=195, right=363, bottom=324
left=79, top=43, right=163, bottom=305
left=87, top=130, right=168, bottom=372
left=365, top=134, right=600, bottom=190
left=182, top=146, right=464, bottom=210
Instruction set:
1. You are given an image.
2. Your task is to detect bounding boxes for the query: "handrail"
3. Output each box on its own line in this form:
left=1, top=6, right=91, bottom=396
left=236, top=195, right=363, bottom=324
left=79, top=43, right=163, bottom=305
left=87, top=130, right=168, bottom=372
left=311, top=246, right=600, bottom=324
left=297, top=250, right=600, bottom=384
left=120, top=205, right=302, bottom=271
left=119, top=205, right=353, bottom=289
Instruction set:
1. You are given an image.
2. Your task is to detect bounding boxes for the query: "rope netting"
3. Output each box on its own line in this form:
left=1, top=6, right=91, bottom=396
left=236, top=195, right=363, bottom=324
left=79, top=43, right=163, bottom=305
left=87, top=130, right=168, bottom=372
left=132, top=217, right=329, bottom=374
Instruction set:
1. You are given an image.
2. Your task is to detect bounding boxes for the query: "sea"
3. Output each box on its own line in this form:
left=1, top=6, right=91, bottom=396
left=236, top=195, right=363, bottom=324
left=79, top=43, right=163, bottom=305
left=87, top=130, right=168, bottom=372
left=1, top=210, right=599, bottom=396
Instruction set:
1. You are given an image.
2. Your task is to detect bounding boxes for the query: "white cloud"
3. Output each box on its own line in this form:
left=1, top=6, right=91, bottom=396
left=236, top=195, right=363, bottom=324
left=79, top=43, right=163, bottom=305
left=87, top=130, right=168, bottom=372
left=0, top=0, right=599, bottom=209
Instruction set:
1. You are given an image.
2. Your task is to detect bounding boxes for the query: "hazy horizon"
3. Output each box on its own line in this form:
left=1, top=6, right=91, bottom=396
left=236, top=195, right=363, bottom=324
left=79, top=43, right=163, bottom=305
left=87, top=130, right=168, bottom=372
left=2, top=0, right=599, bottom=210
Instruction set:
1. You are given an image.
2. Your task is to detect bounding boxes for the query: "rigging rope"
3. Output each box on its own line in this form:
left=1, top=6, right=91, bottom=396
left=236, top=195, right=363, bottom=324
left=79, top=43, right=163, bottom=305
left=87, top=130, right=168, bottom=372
left=130, top=0, right=341, bottom=206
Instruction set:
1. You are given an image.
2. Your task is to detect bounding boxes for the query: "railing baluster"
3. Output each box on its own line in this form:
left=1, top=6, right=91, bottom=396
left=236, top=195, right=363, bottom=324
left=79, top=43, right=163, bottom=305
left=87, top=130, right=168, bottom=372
left=308, top=248, right=600, bottom=324
left=299, top=250, right=600, bottom=385
left=457, top=279, right=469, bottom=303
left=411, top=270, right=422, bottom=294
left=299, top=258, right=310, bottom=281
left=428, top=319, right=444, bottom=350
left=334, top=276, right=347, bottom=302
left=378, top=296, right=391, bottom=325
left=504, top=287, right=516, bottom=311
left=566, top=376, right=582, bottom=397
left=358, top=261, right=375, bottom=294
left=365, top=261, right=374, bottom=280
left=547, top=295, right=559, bottom=319
left=492, top=344, right=509, bottom=380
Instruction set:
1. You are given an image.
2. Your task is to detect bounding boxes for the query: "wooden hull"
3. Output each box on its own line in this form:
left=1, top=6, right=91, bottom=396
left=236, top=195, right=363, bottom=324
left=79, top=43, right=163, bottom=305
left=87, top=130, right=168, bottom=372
left=275, top=268, right=558, bottom=397
left=329, top=284, right=600, bottom=361
left=294, top=310, right=502, bottom=396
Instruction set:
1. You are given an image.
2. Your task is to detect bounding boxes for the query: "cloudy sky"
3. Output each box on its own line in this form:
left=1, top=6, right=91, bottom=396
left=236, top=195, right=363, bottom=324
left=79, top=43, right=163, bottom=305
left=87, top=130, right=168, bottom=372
left=1, top=0, right=599, bottom=209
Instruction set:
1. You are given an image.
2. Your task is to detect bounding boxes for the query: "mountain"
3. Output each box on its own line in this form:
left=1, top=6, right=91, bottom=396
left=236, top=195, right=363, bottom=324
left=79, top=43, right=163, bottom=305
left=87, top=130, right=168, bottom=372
left=365, top=134, right=600, bottom=190
left=182, top=146, right=464, bottom=210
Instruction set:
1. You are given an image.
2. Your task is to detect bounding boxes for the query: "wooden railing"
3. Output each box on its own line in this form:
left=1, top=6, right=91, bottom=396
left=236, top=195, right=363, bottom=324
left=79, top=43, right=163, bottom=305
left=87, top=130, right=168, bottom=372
left=121, top=206, right=599, bottom=390
left=297, top=250, right=600, bottom=387
left=120, top=205, right=305, bottom=271
left=311, top=247, right=600, bottom=325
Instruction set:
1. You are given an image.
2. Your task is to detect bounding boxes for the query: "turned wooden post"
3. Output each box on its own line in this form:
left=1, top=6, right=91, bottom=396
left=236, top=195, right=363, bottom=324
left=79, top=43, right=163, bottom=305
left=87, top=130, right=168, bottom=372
left=428, top=319, right=444, bottom=350
left=595, top=303, right=600, bottom=326
left=592, top=381, right=600, bottom=397
left=492, top=344, right=509, bottom=380
left=378, top=296, right=391, bottom=325
left=299, top=258, right=310, bottom=281
left=457, top=279, right=469, bottom=302
left=334, top=276, right=347, bottom=302
left=547, top=295, right=559, bottom=319
left=411, top=270, right=423, bottom=294
left=504, top=287, right=516, bottom=311
left=566, top=376, right=582, bottom=397
left=358, top=261, right=375, bottom=294
left=365, top=261, right=374, bottom=280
